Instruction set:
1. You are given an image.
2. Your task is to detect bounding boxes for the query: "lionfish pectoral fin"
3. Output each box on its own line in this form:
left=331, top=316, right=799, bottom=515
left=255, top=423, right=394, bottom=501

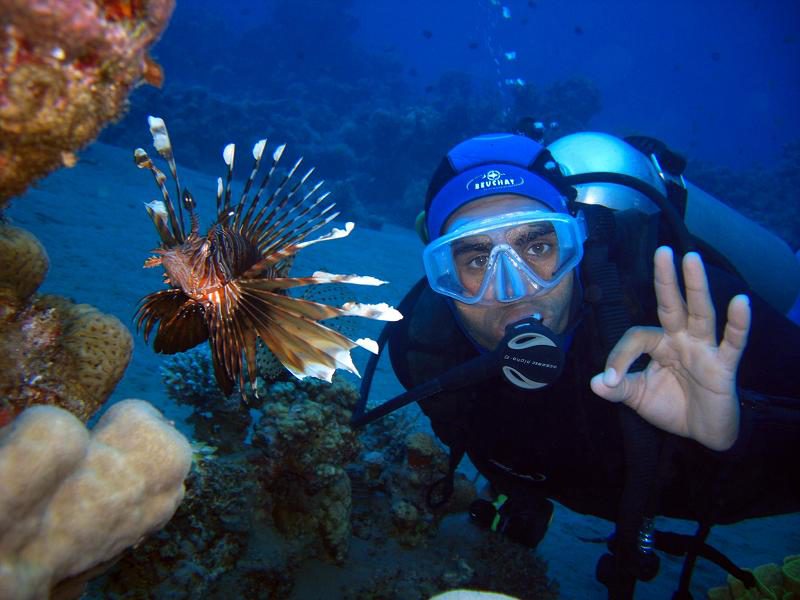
left=338, top=301, right=403, bottom=321
left=205, top=294, right=256, bottom=397
left=237, top=285, right=365, bottom=382
left=293, top=221, right=354, bottom=250
left=243, top=285, right=402, bottom=324
left=266, top=316, right=357, bottom=382
left=246, top=271, right=390, bottom=292
left=354, top=338, right=380, bottom=354
left=253, top=218, right=350, bottom=273
left=243, top=330, right=260, bottom=389
left=155, top=302, right=210, bottom=354
left=209, top=340, right=236, bottom=396
left=134, top=289, right=209, bottom=353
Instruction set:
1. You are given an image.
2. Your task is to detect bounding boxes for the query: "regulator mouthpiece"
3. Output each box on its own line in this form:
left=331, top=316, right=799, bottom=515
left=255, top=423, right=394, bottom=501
left=499, top=314, right=565, bottom=389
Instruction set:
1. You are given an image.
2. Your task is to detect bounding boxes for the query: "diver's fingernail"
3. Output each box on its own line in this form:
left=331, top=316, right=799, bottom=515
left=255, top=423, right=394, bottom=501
left=603, top=367, right=618, bottom=386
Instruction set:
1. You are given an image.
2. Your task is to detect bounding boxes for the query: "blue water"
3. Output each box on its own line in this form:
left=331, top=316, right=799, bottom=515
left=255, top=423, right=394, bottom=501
left=6, top=1, right=800, bottom=598
left=120, top=0, right=800, bottom=170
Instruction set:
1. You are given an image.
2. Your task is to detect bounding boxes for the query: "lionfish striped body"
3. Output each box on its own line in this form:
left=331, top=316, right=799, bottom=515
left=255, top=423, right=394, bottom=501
left=134, top=116, right=401, bottom=396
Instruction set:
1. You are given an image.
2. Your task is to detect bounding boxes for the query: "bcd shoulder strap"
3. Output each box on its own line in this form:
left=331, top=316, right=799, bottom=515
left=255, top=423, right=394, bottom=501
left=581, top=203, right=665, bottom=598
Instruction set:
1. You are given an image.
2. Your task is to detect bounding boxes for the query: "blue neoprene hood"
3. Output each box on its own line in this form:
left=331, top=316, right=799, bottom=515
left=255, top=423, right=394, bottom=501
left=425, top=133, right=569, bottom=240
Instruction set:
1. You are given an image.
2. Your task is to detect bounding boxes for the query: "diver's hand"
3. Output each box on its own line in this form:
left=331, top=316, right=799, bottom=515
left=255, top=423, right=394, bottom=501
left=590, top=246, right=751, bottom=451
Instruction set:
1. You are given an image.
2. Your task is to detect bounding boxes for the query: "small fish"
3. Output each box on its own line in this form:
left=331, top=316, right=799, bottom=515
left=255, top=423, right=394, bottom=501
left=422, top=29, right=433, bottom=39
left=133, top=117, right=402, bottom=396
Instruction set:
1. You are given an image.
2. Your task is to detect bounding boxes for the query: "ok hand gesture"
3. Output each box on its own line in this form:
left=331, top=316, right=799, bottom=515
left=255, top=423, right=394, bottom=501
left=590, top=246, right=751, bottom=450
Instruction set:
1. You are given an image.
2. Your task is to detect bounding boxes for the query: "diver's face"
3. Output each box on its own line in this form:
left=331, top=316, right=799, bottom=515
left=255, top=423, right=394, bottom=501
left=444, top=194, right=576, bottom=350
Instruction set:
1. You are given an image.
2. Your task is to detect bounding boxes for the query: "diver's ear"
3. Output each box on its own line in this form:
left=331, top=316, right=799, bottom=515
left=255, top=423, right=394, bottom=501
left=415, top=210, right=429, bottom=244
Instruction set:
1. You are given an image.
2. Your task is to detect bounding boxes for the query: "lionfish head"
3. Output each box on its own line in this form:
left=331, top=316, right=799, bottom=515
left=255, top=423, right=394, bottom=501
left=133, top=116, right=402, bottom=397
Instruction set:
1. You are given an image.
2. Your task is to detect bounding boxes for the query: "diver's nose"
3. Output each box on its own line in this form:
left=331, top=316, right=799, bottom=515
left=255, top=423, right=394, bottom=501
left=492, top=251, right=527, bottom=303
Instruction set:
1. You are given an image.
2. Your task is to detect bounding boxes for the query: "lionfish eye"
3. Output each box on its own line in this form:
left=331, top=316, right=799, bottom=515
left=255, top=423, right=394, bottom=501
left=183, top=189, right=195, bottom=210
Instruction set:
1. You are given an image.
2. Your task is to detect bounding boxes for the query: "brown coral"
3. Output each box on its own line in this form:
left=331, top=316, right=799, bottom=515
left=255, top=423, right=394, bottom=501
left=0, top=223, right=49, bottom=305
left=252, top=377, right=362, bottom=563
left=0, top=0, right=175, bottom=208
left=0, top=223, right=132, bottom=424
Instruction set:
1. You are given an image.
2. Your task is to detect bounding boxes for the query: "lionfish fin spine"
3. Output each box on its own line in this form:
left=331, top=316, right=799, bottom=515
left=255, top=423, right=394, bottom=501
left=232, top=138, right=267, bottom=226
left=147, top=116, right=186, bottom=238
left=220, top=143, right=236, bottom=221
left=182, top=189, right=200, bottom=237
left=143, top=199, right=177, bottom=245
left=273, top=158, right=305, bottom=213
left=239, top=144, right=280, bottom=232
left=293, top=219, right=353, bottom=250
left=257, top=209, right=341, bottom=262
left=255, top=193, right=335, bottom=252
left=244, top=154, right=303, bottom=236
left=216, top=177, right=223, bottom=215
left=135, top=148, right=182, bottom=244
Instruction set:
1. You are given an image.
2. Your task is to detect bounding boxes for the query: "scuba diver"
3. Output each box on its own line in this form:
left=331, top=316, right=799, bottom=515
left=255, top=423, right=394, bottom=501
left=352, top=127, right=800, bottom=599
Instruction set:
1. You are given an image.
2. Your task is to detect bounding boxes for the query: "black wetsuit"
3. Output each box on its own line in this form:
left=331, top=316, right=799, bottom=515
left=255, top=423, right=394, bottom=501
left=389, top=254, right=800, bottom=527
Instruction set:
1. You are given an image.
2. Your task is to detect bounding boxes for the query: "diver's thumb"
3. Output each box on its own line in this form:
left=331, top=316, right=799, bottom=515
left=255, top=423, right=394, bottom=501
left=590, top=367, right=637, bottom=403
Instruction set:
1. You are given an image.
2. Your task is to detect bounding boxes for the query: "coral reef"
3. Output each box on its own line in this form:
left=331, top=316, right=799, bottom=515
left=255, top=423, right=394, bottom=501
left=251, top=376, right=362, bottom=564
left=86, top=378, right=556, bottom=599
left=351, top=430, right=477, bottom=548
left=99, top=70, right=603, bottom=230
left=0, top=399, right=192, bottom=600
left=707, top=555, right=800, bottom=600
left=87, top=376, right=362, bottom=596
left=0, top=0, right=175, bottom=208
left=87, top=445, right=287, bottom=599
left=161, top=346, right=251, bottom=452
left=0, top=223, right=133, bottom=425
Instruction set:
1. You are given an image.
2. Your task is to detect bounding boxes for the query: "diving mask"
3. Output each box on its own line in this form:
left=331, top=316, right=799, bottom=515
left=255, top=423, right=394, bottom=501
left=423, top=210, right=587, bottom=305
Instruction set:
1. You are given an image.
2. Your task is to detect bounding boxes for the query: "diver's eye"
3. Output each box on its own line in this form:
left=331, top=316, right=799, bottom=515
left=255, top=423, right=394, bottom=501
left=466, top=254, right=490, bottom=270
left=526, top=242, right=553, bottom=258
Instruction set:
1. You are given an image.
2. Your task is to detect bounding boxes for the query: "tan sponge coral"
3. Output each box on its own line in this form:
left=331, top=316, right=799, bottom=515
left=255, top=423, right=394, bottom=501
left=0, top=399, right=192, bottom=600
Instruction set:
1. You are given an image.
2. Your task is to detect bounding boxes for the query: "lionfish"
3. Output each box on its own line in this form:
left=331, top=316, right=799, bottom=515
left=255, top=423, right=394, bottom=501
left=133, top=116, right=402, bottom=396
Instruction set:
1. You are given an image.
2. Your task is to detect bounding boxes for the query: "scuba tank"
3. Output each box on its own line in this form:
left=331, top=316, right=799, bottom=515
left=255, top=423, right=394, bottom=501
left=547, top=131, right=800, bottom=319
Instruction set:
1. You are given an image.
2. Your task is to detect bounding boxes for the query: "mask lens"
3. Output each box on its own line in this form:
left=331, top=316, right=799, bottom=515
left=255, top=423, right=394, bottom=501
left=502, top=221, right=562, bottom=281
left=423, top=211, right=586, bottom=304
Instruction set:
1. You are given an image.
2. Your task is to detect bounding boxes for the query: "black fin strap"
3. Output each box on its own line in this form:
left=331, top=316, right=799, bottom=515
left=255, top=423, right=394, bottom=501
left=426, top=445, right=466, bottom=509
left=655, top=527, right=757, bottom=596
